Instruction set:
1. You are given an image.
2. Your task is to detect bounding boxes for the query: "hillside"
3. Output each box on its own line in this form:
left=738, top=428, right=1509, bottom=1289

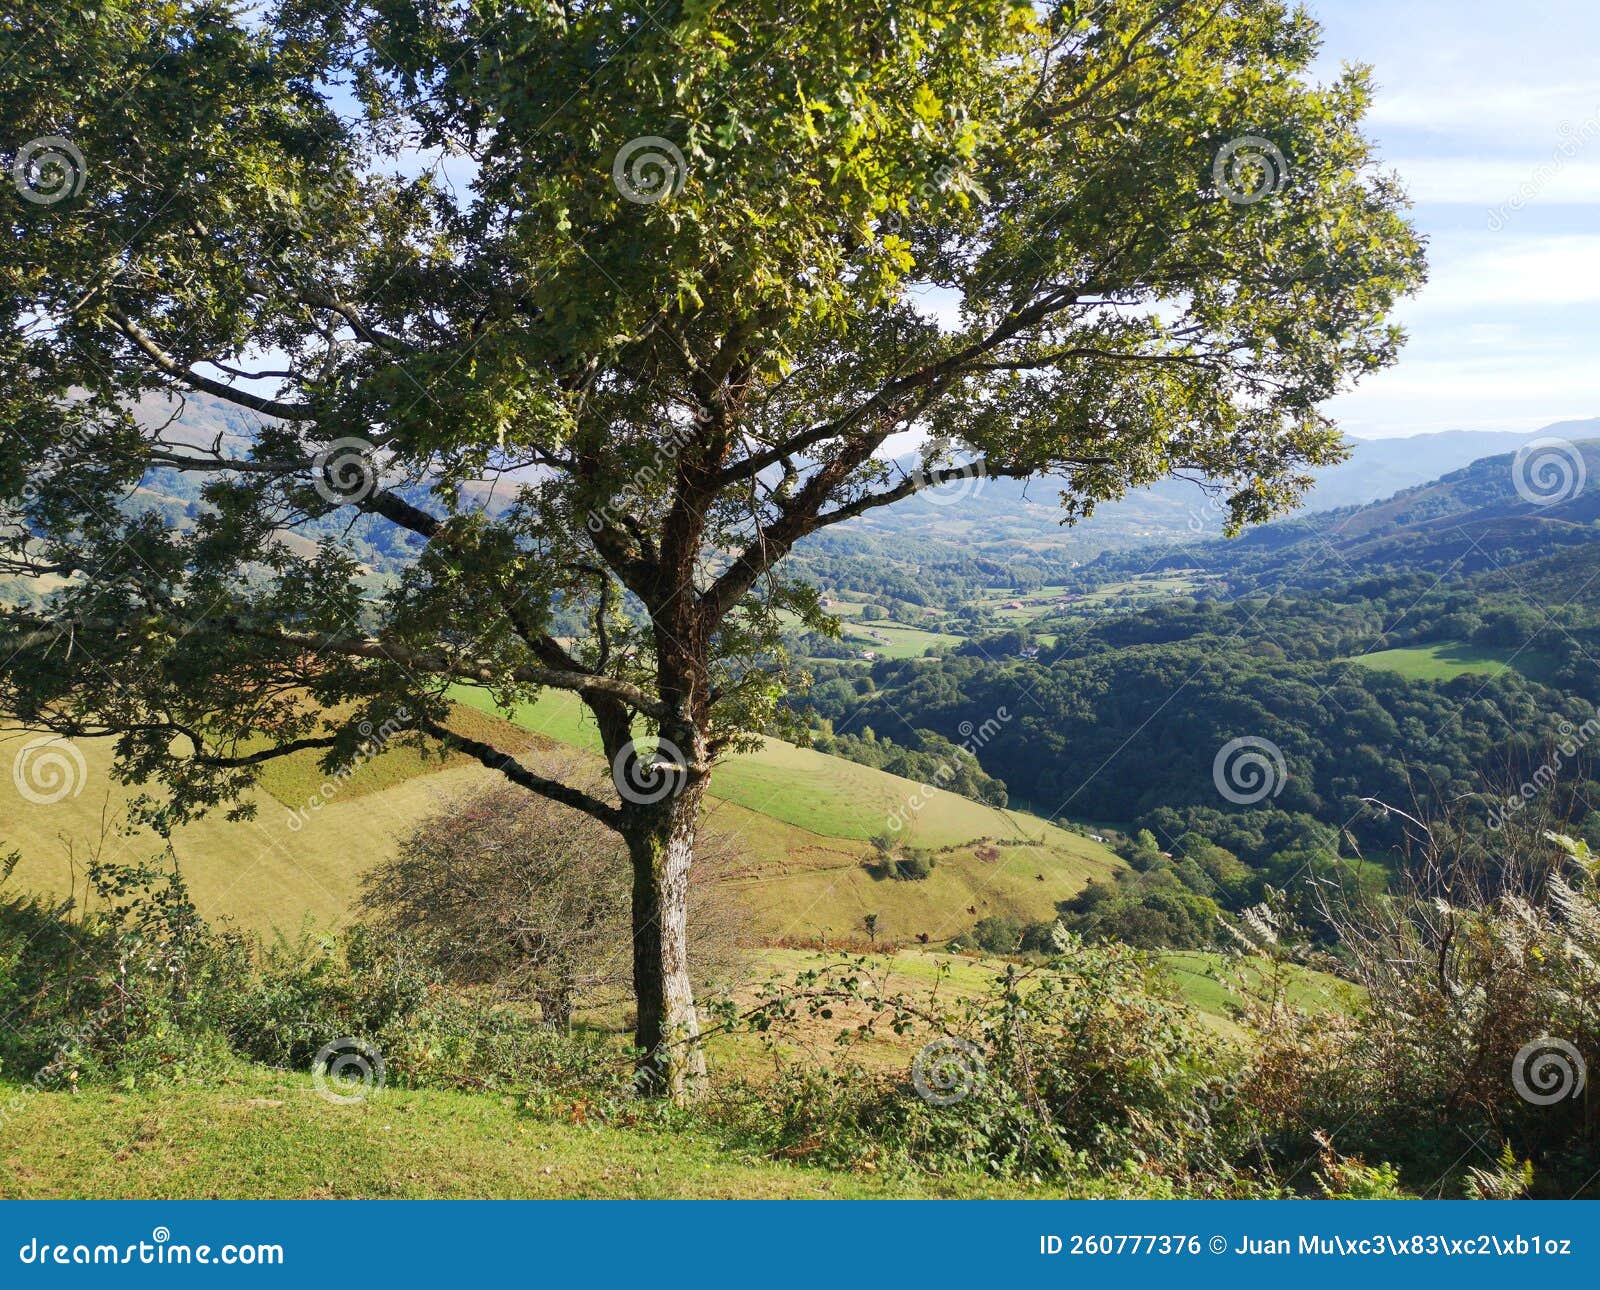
left=0, top=694, right=1122, bottom=946
left=1167, top=437, right=1600, bottom=591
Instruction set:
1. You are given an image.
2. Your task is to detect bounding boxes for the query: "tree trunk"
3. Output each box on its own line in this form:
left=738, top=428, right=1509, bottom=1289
left=624, top=779, right=708, bottom=1100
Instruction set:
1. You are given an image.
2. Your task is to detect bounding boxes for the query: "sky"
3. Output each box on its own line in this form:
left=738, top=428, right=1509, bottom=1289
left=281, top=2, right=1598, bottom=444
left=1305, top=0, right=1600, bottom=438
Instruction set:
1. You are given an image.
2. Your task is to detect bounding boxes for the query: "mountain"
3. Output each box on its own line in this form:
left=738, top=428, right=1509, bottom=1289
left=1147, top=436, right=1600, bottom=594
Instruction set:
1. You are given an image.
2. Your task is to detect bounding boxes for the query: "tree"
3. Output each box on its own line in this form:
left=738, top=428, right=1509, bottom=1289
left=360, top=783, right=741, bottom=1029
left=1, top=0, right=1423, bottom=1095
left=863, top=912, right=880, bottom=945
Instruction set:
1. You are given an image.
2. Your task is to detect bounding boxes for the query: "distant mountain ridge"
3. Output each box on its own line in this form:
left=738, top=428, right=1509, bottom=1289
left=1107, top=434, right=1600, bottom=594
left=862, top=420, right=1600, bottom=553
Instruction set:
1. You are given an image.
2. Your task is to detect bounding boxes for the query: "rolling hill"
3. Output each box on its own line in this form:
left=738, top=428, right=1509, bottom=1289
left=0, top=694, right=1123, bottom=947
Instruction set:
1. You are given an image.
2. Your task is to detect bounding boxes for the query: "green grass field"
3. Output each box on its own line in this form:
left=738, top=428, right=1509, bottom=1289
left=0, top=1066, right=1061, bottom=1199
left=1345, top=640, right=1557, bottom=683
left=835, top=621, right=964, bottom=659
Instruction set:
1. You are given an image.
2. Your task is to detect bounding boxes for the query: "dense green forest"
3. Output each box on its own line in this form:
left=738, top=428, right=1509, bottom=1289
left=789, top=447, right=1600, bottom=950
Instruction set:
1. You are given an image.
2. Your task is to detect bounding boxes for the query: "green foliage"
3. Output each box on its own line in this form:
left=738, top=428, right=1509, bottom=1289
left=2, top=0, right=1423, bottom=834
left=0, top=857, right=623, bottom=1102
left=729, top=937, right=1243, bottom=1187
left=1240, top=828, right=1600, bottom=1196
left=810, top=727, right=1010, bottom=807
left=0, top=853, right=238, bottom=1089
left=968, top=915, right=1023, bottom=953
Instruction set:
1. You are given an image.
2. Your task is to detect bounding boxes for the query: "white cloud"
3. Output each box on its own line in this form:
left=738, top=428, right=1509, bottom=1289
left=1390, top=154, right=1600, bottom=207
left=1406, top=235, right=1600, bottom=312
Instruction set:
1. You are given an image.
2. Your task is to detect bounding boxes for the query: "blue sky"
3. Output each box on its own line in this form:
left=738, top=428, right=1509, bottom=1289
left=326, top=2, right=1597, bottom=443
left=1306, top=0, right=1599, bottom=437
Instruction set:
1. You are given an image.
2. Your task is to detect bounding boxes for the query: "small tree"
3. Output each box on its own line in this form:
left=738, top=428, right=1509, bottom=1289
left=2, top=0, right=1423, bottom=1095
left=863, top=912, right=880, bottom=945
left=361, top=783, right=742, bottom=1029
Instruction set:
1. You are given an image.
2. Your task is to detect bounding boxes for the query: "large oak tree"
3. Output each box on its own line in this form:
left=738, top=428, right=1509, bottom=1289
left=1, top=0, right=1423, bottom=1094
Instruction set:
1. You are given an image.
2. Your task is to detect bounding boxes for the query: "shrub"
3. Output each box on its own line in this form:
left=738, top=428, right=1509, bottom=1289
left=1239, top=826, right=1600, bottom=1196
left=0, top=851, right=626, bottom=1105
left=0, top=850, right=242, bottom=1090
left=361, top=786, right=743, bottom=1026
left=968, top=916, right=1022, bottom=953
left=730, top=934, right=1241, bottom=1187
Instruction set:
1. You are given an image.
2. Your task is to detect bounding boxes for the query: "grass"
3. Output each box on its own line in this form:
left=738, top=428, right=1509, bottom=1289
left=448, top=685, right=1118, bottom=851
left=0, top=1066, right=1055, bottom=1199
left=445, top=685, right=1125, bottom=941
left=706, top=946, right=1355, bottom=1078
left=0, top=708, right=557, bottom=936
left=2, top=694, right=1123, bottom=944
left=833, top=621, right=964, bottom=659
left=1344, top=640, right=1558, bottom=683
left=1159, top=950, right=1361, bottom=1036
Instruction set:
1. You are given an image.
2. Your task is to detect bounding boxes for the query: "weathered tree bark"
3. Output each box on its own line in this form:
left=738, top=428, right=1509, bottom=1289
left=624, top=782, right=709, bottom=1099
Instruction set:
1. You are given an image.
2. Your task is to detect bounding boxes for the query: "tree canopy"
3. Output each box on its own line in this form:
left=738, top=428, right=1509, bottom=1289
left=1, top=0, right=1425, bottom=1093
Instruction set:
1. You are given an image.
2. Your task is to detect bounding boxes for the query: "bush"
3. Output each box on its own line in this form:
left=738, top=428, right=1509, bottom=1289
left=891, top=850, right=935, bottom=881
left=1238, top=827, right=1600, bottom=1196
left=968, top=916, right=1022, bottom=953
left=0, top=851, right=626, bottom=1106
left=729, top=934, right=1243, bottom=1187
left=361, top=786, right=742, bottom=1026
left=0, top=850, right=243, bottom=1091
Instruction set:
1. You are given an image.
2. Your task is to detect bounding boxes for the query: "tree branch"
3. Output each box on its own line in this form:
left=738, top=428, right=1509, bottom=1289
left=417, top=715, right=624, bottom=831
